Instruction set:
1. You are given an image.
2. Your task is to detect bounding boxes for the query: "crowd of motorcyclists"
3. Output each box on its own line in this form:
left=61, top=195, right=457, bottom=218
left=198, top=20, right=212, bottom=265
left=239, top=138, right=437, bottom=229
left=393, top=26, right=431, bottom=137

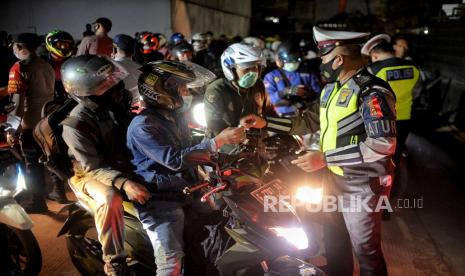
left=0, top=15, right=421, bottom=276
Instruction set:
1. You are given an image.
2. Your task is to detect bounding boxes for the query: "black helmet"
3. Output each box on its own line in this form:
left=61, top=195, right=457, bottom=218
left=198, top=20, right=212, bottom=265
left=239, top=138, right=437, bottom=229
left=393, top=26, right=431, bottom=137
left=171, top=42, right=193, bottom=60
left=138, top=61, right=196, bottom=110
left=61, top=55, right=128, bottom=97
left=276, top=40, right=302, bottom=63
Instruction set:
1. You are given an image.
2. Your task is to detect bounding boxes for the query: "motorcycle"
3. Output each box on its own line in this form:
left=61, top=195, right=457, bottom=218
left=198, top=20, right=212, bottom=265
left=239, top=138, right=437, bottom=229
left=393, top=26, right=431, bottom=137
left=58, top=146, right=324, bottom=275
left=0, top=103, right=43, bottom=276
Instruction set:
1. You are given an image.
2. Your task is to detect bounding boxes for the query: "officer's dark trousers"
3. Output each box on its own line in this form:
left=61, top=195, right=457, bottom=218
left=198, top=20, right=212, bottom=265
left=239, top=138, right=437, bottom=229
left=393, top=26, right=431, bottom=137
left=323, top=171, right=388, bottom=276
left=19, top=129, right=46, bottom=203
left=394, top=120, right=411, bottom=164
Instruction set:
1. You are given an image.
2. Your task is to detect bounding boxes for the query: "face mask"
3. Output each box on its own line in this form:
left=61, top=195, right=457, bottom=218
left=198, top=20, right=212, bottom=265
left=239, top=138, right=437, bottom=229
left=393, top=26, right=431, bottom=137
left=178, top=95, right=193, bottom=113
left=283, top=62, right=300, bottom=72
left=14, top=48, right=30, bottom=61
left=237, top=71, right=258, bottom=89
left=319, top=56, right=342, bottom=83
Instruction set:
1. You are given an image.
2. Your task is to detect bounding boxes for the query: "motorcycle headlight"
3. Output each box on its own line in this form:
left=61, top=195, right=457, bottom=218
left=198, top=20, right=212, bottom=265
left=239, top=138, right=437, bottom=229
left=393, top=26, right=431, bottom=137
left=296, top=186, right=322, bottom=204
left=0, top=165, right=26, bottom=198
left=192, top=103, right=207, bottom=127
left=270, top=226, right=308, bottom=250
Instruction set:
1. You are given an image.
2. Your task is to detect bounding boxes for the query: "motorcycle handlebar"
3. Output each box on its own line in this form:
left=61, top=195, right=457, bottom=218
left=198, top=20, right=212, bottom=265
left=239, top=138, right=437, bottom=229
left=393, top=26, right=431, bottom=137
left=200, top=184, right=227, bottom=202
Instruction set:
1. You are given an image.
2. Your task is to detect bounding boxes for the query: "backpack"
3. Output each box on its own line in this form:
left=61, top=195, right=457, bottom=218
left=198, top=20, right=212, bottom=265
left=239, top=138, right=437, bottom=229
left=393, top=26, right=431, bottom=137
left=33, top=98, right=97, bottom=181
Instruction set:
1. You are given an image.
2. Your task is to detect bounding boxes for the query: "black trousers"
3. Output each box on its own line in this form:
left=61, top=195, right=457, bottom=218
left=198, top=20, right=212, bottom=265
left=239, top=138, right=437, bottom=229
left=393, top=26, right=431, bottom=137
left=19, top=129, right=46, bottom=201
left=394, top=120, right=411, bottom=164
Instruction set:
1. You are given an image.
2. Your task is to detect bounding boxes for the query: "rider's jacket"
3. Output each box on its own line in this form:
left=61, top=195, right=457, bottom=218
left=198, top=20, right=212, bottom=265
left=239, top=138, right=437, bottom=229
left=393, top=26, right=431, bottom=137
left=127, top=107, right=217, bottom=197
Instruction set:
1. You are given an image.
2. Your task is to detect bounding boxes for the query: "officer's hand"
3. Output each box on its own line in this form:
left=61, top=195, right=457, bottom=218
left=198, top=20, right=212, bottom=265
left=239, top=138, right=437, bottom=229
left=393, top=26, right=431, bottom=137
left=291, top=151, right=326, bottom=172
left=123, top=180, right=151, bottom=205
left=240, top=114, right=266, bottom=130
left=214, top=126, right=245, bottom=148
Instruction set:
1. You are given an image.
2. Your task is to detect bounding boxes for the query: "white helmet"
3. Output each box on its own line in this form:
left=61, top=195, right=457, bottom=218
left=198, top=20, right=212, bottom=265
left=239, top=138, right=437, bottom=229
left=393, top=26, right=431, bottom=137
left=243, top=37, right=265, bottom=50
left=191, top=33, right=208, bottom=52
left=221, top=43, right=266, bottom=81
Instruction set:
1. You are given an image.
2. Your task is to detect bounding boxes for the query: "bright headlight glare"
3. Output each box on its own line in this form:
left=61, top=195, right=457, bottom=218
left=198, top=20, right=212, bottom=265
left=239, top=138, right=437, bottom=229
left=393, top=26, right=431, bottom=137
left=192, top=103, right=207, bottom=127
left=15, top=166, right=26, bottom=196
left=296, top=186, right=322, bottom=204
left=270, top=226, right=308, bottom=250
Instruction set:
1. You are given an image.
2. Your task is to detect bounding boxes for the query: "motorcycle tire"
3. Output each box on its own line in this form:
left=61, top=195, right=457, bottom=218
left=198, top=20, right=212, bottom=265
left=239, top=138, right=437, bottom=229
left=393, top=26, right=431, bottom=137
left=0, top=224, right=42, bottom=276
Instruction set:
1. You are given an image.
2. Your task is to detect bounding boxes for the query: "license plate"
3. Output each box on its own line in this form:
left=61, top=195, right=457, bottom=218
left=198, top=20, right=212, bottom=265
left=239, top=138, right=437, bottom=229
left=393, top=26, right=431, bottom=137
left=251, top=180, right=290, bottom=205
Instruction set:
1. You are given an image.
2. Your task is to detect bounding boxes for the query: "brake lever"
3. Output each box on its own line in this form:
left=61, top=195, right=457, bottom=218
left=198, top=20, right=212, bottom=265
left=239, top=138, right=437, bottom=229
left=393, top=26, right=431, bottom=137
left=183, top=181, right=210, bottom=195
left=200, top=183, right=228, bottom=202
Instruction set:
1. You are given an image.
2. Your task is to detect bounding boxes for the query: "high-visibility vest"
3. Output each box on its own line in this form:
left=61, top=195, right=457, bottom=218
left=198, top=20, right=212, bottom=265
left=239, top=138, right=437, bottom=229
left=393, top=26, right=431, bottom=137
left=372, top=60, right=419, bottom=120
left=320, top=78, right=366, bottom=176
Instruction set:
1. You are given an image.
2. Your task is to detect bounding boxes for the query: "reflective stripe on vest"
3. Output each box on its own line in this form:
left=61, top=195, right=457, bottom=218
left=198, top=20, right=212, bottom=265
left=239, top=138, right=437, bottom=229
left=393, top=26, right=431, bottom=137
left=375, top=65, right=419, bottom=120
left=320, top=79, right=362, bottom=176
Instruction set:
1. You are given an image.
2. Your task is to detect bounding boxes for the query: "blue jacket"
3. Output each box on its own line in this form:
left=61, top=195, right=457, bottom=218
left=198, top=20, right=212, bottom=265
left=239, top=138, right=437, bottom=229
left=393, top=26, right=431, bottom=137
left=127, top=108, right=216, bottom=194
left=263, top=68, right=321, bottom=115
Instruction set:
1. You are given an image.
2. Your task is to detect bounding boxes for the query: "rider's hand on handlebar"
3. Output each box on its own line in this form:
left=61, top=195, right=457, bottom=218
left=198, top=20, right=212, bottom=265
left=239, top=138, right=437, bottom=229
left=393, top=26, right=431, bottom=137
left=290, top=85, right=308, bottom=97
left=6, top=133, right=16, bottom=146
left=214, top=126, right=246, bottom=148
left=240, top=114, right=266, bottom=130
left=291, top=151, right=326, bottom=172
left=123, top=180, right=151, bottom=205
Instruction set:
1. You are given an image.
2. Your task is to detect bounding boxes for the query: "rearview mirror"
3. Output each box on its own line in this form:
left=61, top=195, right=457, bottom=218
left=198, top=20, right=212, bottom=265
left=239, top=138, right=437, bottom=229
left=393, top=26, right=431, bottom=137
left=183, top=149, right=215, bottom=167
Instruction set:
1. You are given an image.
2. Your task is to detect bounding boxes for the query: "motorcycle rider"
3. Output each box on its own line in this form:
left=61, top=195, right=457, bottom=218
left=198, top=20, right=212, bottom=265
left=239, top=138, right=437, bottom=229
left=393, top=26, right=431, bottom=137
left=136, top=33, right=164, bottom=64
left=61, top=55, right=150, bottom=276
left=126, top=60, right=244, bottom=275
left=241, top=27, right=396, bottom=276
left=43, top=29, right=75, bottom=100
left=112, top=34, right=141, bottom=105
left=170, top=41, right=194, bottom=62
left=264, top=40, right=321, bottom=116
left=42, top=29, right=75, bottom=203
left=7, top=33, right=55, bottom=213
left=191, top=33, right=217, bottom=74
left=204, top=43, right=275, bottom=153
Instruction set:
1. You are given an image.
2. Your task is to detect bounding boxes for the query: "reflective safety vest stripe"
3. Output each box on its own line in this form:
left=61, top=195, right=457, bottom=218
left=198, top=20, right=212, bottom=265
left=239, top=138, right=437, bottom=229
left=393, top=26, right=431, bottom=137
left=375, top=65, right=419, bottom=120
left=320, top=79, right=363, bottom=176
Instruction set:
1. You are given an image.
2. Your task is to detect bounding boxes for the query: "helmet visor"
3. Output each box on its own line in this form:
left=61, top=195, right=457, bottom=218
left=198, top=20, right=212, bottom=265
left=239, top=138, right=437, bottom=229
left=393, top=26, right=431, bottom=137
left=181, top=61, right=216, bottom=89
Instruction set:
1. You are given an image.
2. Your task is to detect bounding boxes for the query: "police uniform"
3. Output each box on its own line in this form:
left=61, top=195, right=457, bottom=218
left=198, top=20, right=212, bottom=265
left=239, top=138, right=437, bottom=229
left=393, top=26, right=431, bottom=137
left=263, top=27, right=396, bottom=276
left=362, top=34, right=422, bottom=162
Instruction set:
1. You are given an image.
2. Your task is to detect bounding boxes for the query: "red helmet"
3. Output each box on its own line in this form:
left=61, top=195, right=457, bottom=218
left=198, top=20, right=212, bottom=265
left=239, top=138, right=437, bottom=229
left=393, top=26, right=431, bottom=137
left=141, top=33, right=159, bottom=54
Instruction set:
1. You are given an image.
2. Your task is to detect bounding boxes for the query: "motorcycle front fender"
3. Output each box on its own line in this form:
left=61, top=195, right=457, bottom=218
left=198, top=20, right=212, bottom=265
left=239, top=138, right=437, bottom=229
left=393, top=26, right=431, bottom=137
left=0, top=198, right=33, bottom=230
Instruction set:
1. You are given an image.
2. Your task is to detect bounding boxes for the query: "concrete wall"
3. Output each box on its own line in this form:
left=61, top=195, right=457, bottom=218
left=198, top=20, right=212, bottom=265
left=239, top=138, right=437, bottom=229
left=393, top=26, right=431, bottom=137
left=0, top=0, right=171, bottom=40
left=172, top=0, right=251, bottom=38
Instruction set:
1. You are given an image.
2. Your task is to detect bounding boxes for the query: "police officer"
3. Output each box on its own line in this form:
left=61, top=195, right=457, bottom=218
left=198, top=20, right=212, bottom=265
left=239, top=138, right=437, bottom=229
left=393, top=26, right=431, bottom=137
left=241, top=27, right=396, bottom=276
left=361, top=34, right=421, bottom=163
left=263, top=40, right=321, bottom=116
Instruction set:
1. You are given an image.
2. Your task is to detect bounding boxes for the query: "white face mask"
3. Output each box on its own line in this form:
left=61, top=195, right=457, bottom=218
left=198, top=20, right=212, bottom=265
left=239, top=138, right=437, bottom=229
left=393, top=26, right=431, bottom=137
left=13, top=47, right=30, bottom=61
left=178, top=95, right=193, bottom=113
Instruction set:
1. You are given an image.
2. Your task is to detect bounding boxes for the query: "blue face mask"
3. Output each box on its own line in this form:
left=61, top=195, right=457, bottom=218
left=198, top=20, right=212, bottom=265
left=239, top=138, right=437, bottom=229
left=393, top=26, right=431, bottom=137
left=237, top=71, right=258, bottom=88
left=283, top=62, right=300, bottom=72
